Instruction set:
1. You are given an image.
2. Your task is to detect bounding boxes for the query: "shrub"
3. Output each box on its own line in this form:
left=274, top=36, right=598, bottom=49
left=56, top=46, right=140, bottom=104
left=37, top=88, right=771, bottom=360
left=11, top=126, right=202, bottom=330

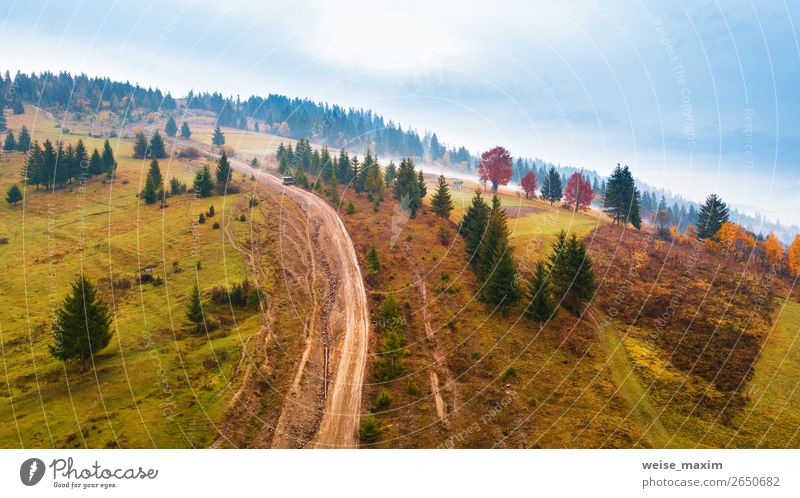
left=207, top=205, right=215, bottom=217
left=372, top=389, right=391, bottom=411
left=437, top=226, right=451, bottom=245
left=177, top=147, right=200, bottom=159
left=359, top=416, right=380, bottom=445
left=345, top=201, right=356, bottom=215
left=198, top=213, right=205, bottom=224
left=239, top=213, right=246, bottom=222
left=212, top=222, right=220, bottom=229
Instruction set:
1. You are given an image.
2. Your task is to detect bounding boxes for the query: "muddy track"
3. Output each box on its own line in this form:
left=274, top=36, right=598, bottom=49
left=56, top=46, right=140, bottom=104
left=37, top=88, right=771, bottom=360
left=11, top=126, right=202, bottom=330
left=228, top=156, right=370, bottom=448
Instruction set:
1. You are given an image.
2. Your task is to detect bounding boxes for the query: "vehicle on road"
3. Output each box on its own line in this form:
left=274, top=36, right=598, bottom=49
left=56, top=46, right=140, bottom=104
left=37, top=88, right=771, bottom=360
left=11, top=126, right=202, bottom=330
left=282, top=176, right=295, bottom=186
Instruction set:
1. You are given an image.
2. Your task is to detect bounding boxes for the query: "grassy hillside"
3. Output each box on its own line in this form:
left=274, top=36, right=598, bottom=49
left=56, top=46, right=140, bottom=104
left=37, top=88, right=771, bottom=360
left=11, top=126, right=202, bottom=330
left=0, top=109, right=263, bottom=448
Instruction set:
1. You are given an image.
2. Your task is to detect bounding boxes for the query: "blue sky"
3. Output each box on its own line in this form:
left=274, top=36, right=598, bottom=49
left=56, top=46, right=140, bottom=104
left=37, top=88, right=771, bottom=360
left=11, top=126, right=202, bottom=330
left=2, top=0, right=799, bottom=224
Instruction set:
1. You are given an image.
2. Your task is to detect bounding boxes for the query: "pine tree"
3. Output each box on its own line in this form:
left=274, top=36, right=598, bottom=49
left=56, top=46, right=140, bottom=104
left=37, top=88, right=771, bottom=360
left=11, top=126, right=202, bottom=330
left=477, top=197, right=518, bottom=305
left=180, top=122, right=192, bottom=139
left=165, top=116, right=178, bottom=137
left=5, top=184, right=23, bottom=205
left=133, top=131, right=148, bottom=158
left=696, top=194, right=729, bottom=239
left=393, top=158, right=421, bottom=217
left=525, top=261, right=557, bottom=323
left=603, top=164, right=641, bottom=229
left=141, top=159, right=162, bottom=204
left=16, top=125, right=31, bottom=152
left=337, top=149, right=350, bottom=183
left=49, top=275, right=113, bottom=369
left=186, top=283, right=204, bottom=332
left=417, top=170, right=427, bottom=198
left=89, top=149, right=103, bottom=176
left=366, top=245, right=381, bottom=278
left=430, top=174, right=454, bottom=219
left=149, top=131, right=167, bottom=159
left=193, top=164, right=214, bottom=197
left=215, top=150, right=232, bottom=193
left=460, top=190, right=490, bottom=266
left=547, top=231, right=596, bottom=312
left=101, top=139, right=116, bottom=178
left=212, top=126, right=225, bottom=146
left=541, top=167, right=562, bottom=204
left=327, top=167, right=340, bottom=204
left=0, top=112, right=5, bottom=133
left=384, top=161, right=397, bottom=186
left=3, top=130, right=15, bottom=150
left=72, top=140, right=88, bottom=182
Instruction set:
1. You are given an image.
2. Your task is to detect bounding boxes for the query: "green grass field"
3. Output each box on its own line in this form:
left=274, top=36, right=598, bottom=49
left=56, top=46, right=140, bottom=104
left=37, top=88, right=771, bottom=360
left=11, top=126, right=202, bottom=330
left=0, top=110, right=261, bottom=448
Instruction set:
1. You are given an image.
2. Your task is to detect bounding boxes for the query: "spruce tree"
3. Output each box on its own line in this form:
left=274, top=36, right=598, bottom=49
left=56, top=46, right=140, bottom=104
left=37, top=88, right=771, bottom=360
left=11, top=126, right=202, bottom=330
left=0, top=112, right=5, bottom=133
left=417, top=170, right=427, bottom=198
left=89, top=149, right=103, bottom=177
left=366, top=245, right=381, bottom=277
left=696, top=194, right=729, bottom=239
left=430, top=174, right=454, bottom=219
left=101, top=139, right=116, bottom=178
left=477, top=198, right=518, bottom=305
left=149, top=131, right=167, bottom=159
left=193, top=165, right=214, bottom=197
left=603, top=164, right=641, bottom=229
left=180, top=122, right=191, bottom=139
left=186, top=283, right=204, bottom=332
left=3, top=130, right=15, bottom=150
left=133, top=131, right=148, bottom=158
left=6, top=184, right=23, bottom=205
left=547, top=231, right=596, bottom=312
left=393, top=158, right=421, bottom=217
left=327, top=167, right=340, bottom=204
left=525, top=261, right=557, bottom=323
left=16, top=125, right=31, bottom=152
left=72, top=140, right=88, bottom=181
left=141, top=159, right=162, bottom=204
left=212, top=126, right=225, bottom=147
left=460, top=190, right=490, bottom=266
left=49, top=275, right=113, bottom=369
left=165, top=116, right=178, bottom=137
left=541, top=167, right=562, bottom=204
left=215, top=150, right=232, bottom=193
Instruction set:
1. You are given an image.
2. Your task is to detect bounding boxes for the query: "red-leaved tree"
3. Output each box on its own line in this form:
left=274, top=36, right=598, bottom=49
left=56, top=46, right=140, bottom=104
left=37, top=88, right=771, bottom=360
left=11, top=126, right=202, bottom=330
left=520, top=171, right=538, bottom=199
left=564, top=172, right=593, bottom=212
left=478, top=146, right=513, bottom=192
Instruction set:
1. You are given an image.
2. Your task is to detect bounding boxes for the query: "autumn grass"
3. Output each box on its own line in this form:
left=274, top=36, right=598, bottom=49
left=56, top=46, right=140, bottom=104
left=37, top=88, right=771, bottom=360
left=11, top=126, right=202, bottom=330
left=0, top=111, right=260, bottom=448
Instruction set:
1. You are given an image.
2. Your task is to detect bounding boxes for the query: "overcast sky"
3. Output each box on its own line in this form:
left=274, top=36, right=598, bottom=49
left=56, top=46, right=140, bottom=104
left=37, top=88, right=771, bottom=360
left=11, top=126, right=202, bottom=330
left=2, top=0, right=799, bottom=223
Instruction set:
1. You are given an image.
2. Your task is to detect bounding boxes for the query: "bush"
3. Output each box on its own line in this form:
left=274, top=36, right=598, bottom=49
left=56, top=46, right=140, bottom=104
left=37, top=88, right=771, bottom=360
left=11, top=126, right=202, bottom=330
left=212, top=222, right=220, bottom=229
left=372, top=389, right=391, bottom=411
left=198, top=213, right=205, bottom=224
left=207, top=205, right=215, bottom=217
left=345, top=201, right=356, bottom=215
left=177, top=147, right=200, bottom=159
left=437, top=226, right=451, bottom=245
left=239, top=213, right=246, bottom=222
left=210, top=278, right=257, bottom=308
left=359, top=416, right=380, bottom=445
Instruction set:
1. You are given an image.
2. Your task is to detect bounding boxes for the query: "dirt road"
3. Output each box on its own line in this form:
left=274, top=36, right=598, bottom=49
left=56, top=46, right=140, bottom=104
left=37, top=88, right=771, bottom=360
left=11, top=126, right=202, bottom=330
left=230, top=157, right=371, bottom=448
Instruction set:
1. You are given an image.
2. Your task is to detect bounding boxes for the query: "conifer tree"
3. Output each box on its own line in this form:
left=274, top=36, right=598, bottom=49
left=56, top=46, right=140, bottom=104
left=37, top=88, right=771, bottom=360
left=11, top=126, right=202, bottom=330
left=141, top=159, right=163, bottom=204
left=49, top=275, right=113, bottom=369
left=336, top=149, right=350, bottom=184
left=149, top=131, right=167, bottom=159
left=460, top=190, right=490, bottom=266
left=393, top=158, right=421, bottom=217
left=165, top=116, right=178, bottom=137
left=186, top=283, right=204, bottom=332
left=133, top=131, right=148, bottom=158
left=215, top=150, right=232, bottom=193
left=366, top=245, right=381, bottom=278
left=89, top=149, right=103, bottom=177
left=180, top=122, right=192, bottom=139
left=193, top=165, right=214, bottom=197
left=101, top=139, right=116, bottom=178
left=430, top=174, right=454, bottom=219
left=3, top=130, right=15, bottom=151
left=384, top=161, right=397, bottom=186
left=6, top=184, right=23, bottom=205
left=212, top=126, right=225, bottom=147
left=603, top=164, right=641, bottom=229
left=417, top=170, right=427, bottom=198
left=16, top=125, right=31, bottom=152
left=547, top=231, right=596, bottom=312
left=696, top=194, right=729, bottom=239
left=327, top=167, right=340, bottom=204
left=525, top=261, right=557, bottom=323
left=0, top=112, right=5, bottom=133
left=541, top=167, right=563, bottom=204
left=477, top=196, right=518, bottom=305
left=72, top=140, right=88, bottom=181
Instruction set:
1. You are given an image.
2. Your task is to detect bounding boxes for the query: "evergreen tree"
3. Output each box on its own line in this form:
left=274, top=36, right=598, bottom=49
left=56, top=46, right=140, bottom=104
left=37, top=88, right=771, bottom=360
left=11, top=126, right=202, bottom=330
left=149, top=131, right=167, bottom=159
left=384, top=161, right=397, bottom=186
left=460, top=190, right=490, bottom=266
left=327, top=167, right=340, bottom=204
left=417, top=170, right=427, bottom=198
left=16, top=125, right=31, bottom=152
left=477, top=197, right=518, bottom=305
left=393, top=158, right=422, bottom=217
left=212, top=126, right=225, bottom=146
left=165, top=116, right=178, bottom=137
left=133, top=131, right=148, bottom=158
left=696, top=194, right=729, bottom=239
left=336, top=149, right=350, bottom=184
left=186, top=283, right=204, bottom=332
left=547, top=231, right=596, bottom=312
left=0, top=112, right=5, bottom=133
left=49, top=275, right=113, bottom=369
left=525, top=261, right=557, bottom=323
left=541, top=167, right=562, bottom=204
left=180, top=121, right=192, bottom=139
left=366, top=245, right=381, bottom=278
left=12, top=99, right=24, bottom=114
left=215, top=150, right=232, bottom=193
left=72, top=140, right=88, bottom=181
left=89, top=149, right=103, bottom=177
left=430, top=174, right=454, bottom=219
left=3, top=130, right=16, bottom=151
left=603, top=164, right=641, bottom=229
left=141, top=159, right=163, bottom=205
left=5, top=184, right=23, bottom=205
left=101, top=139, right=116, bottom=178
left=193, top=165, right=214, bottom=197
